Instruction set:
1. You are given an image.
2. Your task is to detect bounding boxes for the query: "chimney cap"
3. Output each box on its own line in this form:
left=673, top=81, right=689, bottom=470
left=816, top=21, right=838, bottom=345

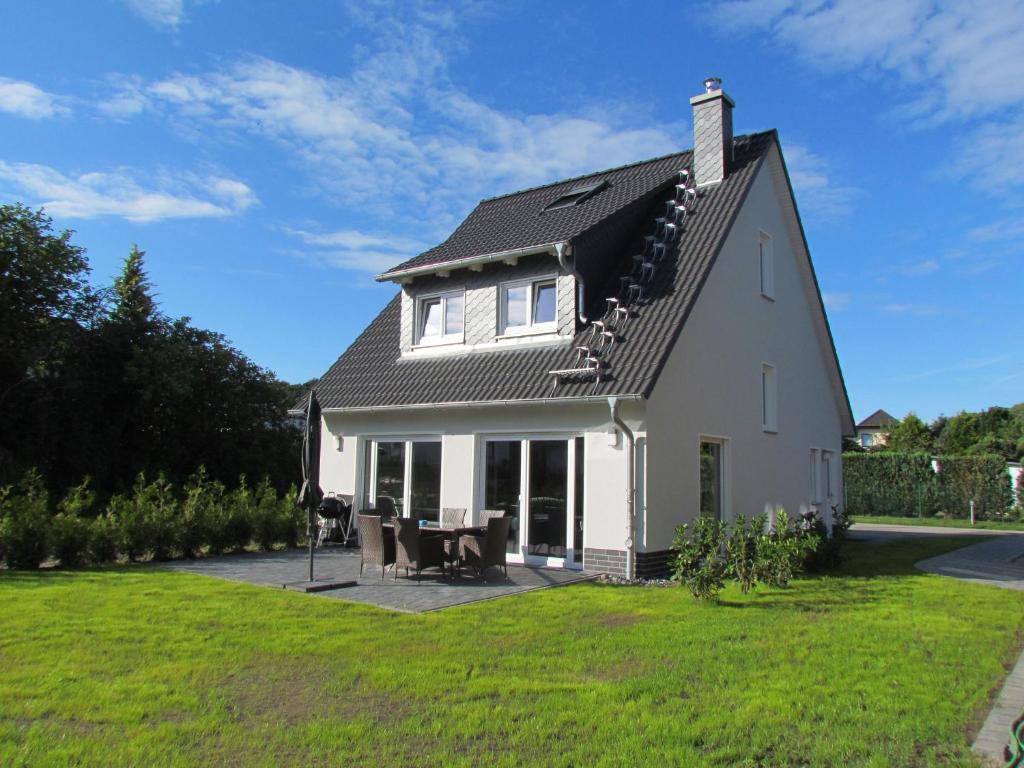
left=703, top=76, right=723, bottom=93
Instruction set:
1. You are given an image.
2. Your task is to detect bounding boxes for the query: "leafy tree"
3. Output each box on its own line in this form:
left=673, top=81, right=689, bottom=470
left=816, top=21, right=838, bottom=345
left=885, top=413, right=934, bottom=454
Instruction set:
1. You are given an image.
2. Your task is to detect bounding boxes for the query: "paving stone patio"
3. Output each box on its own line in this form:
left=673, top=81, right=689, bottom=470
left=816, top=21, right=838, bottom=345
left=157, top=547, right=595, bottom=613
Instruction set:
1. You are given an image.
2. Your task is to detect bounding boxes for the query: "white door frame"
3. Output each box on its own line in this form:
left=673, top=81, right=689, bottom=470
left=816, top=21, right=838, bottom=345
left=477, top=433, right=582, bottom=570
left=362, top=436, right=443, bottom=519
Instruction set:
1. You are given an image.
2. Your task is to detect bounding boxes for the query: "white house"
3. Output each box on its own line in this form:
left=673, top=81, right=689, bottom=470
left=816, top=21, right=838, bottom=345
left=306, top=79, right=854, bottom=578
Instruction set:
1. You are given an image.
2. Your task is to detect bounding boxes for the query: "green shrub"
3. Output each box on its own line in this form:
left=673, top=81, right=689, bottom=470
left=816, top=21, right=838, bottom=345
left=279, top=483, right=304, bottom=549
left=180, top=468, right=223, bottom=558
left=251, top=477, right=281, bottom=550
left=51, top=513, right=90, bottom=567
left=88, top=513, right=120, bottom=563
left=0, top=469, right=51, bottom=569
left=671, top=516, right=726, bottom=600
left=136, top=474, right=179, bottom=561
left=726, top=514, right=760, bottom=594
left=803, top=507, right=848, bottom=572
left=754, top=510, right=813, bottom=588
left=935, top=455, right=1013, bottom=519
left=843, top=453, right=937, bottom=517
left=110, top=492, right=148, bottom=561
left=224, top=477, right=255, bottom=552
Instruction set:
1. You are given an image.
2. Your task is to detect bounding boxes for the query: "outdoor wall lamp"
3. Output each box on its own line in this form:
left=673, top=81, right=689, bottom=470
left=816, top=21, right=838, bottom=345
left=334, top=435, right=344, bottom=452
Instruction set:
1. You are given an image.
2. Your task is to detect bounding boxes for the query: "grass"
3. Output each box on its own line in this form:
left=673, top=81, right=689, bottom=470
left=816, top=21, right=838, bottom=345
left=852, top=514, right=1024, bottom=531
left=3, top=538, right=1024, bottom=767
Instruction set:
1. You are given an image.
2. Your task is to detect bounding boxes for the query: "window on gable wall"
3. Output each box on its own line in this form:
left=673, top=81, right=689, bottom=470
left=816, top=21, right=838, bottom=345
left=761, top=363, right=778, bottom=433
left=759, top=231, right=774, bottom=300
left=500, top=277, right=557, bottom=335
left=416, top=290, right=464, bottom=346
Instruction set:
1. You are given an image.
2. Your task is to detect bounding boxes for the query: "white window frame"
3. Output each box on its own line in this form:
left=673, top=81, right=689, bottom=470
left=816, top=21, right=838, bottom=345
left=761, top=363, right=778, bottom=433
left=697, top=434, right=731, bottom=523
left=363, top=436, right=444, bottom=519
left=759, top=230, right=775, bottom=300
left=414, top=290, right=465, bottom=347
left=498, top=276, right=558, bottom=337
left=809, top=448, right=822, bottom=503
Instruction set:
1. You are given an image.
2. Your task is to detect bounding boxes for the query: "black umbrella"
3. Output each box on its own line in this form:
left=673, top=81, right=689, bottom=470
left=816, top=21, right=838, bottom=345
left=297, top=389, right=323, bottom=583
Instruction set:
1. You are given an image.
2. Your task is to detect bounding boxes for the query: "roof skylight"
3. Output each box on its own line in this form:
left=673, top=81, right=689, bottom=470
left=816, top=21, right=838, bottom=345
left=543, top=179, right=609, bottom=212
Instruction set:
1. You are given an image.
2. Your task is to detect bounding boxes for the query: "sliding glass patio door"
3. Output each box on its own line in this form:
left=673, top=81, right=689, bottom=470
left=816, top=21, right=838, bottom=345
left=481, top=436, right=582, bottom=568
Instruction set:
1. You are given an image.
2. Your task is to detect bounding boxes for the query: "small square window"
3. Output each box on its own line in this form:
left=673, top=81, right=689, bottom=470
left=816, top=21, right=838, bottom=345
left=415, top=291, right=464, bottom=346
left=500, top=277, right=558, bottom=336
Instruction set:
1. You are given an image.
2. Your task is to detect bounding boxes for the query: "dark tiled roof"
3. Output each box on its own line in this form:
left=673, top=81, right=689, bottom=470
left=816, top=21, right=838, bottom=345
left=857, top=409, right=897, bottom=429
left=311, top=131, right=776, bottom=410
left=378, top=150, right=694, bottom=278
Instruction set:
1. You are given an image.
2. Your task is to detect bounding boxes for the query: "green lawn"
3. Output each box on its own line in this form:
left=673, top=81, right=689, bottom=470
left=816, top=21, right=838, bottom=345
left=2, top=538, right=1024, bottom=767
left=852, top=514, right=1024, bottom=531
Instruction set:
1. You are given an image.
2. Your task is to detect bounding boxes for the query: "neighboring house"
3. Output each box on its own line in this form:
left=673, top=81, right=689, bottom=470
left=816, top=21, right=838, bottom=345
left=856, top=409, right=897, bottom=448
left=305, top=79, right=854, bottom=578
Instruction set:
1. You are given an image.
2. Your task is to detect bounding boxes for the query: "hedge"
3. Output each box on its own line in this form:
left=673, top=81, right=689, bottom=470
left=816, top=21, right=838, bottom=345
left=0, top=468, right=305, bottom=569
left=843, top=452, right=1014, bottom=519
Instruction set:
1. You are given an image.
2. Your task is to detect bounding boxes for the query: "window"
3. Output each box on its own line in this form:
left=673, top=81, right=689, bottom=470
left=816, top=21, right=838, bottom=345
left=543, top=179, right=609, bottom=211
left=809, top=448, right=821, bottom=502
left=500, top=278, right=557, bottom=335
left=822, top=450, right=835, bottom=500
left=761, top=363, right=778, bottom=432
left=364, top=438, right=442, bottom=522
left=861, top=433, right=875, bottom=447
left=415, top=291, right=464, bottom=345
left=699, top=439, right=725, bottom=520
left=759, top=231, right=774, bottom=300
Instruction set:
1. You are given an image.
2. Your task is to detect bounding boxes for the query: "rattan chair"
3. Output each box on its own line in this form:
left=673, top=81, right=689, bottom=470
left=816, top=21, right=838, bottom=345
left=357, top=514, right=395, bottom=579
left=460, top=516, right=511, bottom=581
left=478, top=509, right=505, bottom=526
left=393, top=517, right=447, bottom=581
left=375, top=495, right=398, bottom=519
left=441, top=507, right=467, bottom=528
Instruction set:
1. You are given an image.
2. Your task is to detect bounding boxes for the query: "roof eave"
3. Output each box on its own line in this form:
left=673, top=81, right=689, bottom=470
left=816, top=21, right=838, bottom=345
left=376, top=241, right=571, bottom=284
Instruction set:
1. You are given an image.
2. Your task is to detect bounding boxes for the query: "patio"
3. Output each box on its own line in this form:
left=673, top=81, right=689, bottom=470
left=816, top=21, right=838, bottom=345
left=157, top=547, right=595, bottom=613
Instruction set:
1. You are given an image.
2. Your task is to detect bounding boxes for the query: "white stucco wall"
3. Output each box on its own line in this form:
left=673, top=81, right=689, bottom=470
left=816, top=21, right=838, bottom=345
left=317, top=399, right=644, bottom=555
left=644, top=145, right=847, bottom=551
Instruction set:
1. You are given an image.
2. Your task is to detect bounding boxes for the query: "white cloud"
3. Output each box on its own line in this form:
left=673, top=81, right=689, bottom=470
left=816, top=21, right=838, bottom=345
left=710, top=0, right=1024, bottom=191
left=0, top=161, right=255, bottom=223
left=0, top=77, right=68, bottom=119
left=121, top=0, right=185, bottom=29
left=822, top=291, right=851, bottom=312
left=285, top=227, right=431, bottom=274
left=901, top=258, right=940, bottom=277
left=782, top=143, right=859, bottom=221
left=968, top=216, right=1024, bottom=242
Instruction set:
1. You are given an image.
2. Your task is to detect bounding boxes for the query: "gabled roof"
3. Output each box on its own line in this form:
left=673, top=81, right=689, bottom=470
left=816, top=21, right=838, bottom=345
left=377, top=150, right=694, bottom=280
left=311, top=131, right=778, bottom=411
left=857, top=409, right=897, bottom=429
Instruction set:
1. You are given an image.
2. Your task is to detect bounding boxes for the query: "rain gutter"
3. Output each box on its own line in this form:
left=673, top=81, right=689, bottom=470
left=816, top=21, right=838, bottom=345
left=608, top=396, right=636, bottom=581
left=319, top=393, right=643, bottom=415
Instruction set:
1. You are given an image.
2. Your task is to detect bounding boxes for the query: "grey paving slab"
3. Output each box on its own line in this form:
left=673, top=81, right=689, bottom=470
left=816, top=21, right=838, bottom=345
left=849, top=522, right=1021, bottom=546
left=156, top=547, right=595, bottom=613
left=973, top=649, right=1024, bottom=766
left=916, top=534, right=1024, bottom=591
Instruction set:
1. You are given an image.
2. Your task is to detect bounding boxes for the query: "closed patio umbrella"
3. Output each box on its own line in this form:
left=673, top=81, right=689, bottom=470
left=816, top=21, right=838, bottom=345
left=285, top=390, right=353, bottom=593
left=297, top=389, right=323, bottom=582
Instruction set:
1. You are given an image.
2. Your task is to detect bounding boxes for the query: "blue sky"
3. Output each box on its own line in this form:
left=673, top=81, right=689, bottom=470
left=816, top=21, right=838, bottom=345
left=1, top=0, right=1021, bottom=424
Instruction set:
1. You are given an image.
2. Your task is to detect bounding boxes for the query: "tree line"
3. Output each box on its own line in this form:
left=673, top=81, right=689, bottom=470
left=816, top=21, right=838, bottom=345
left=850, top=405, right=1024, bottom=461
left=0, top=203, right=306, bottom=498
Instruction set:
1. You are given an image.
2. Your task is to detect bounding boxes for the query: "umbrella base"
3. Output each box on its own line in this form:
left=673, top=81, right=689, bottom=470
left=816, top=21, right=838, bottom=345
left=283, top=579, right=356, bottom=593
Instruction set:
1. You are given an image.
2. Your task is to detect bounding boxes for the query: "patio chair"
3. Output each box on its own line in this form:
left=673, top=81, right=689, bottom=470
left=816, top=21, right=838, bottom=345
left=459, top=516, right=511, bottom=581
left=478, top=509, right=505, bottom=526
left=441, top=507, right=467, bottom=528
left=393, top=517, right=447, bottom=582
left=375, top=495, right=398, bottom=519
left=357, top=514, right=396, bottom=579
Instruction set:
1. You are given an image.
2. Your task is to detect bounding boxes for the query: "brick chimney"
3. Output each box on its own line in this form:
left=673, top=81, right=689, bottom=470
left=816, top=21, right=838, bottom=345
left=690, top=77, right=734, bottom=186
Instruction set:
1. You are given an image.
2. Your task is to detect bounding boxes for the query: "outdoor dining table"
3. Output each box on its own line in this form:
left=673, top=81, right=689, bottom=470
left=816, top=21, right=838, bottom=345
left=381, top=520, right=487, bottom=575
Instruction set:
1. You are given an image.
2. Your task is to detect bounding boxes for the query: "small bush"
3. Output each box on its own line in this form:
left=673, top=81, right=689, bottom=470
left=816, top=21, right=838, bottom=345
left=51, top=513, right=91, bottom=567
left=279, top=483, right=304, bottom=549
left=754, top=510, right=814, bottom=588
left=88, top=513, right=120, bottom=563
left=671, top=516, right=727, bottom=600
left=111, top=487, right=149, bottom=562
left=251, top=477, right=281, bottom=550
left=136, top=474, right=180, bottom=561
left=803, top=506, right=848, bottom=572
left=0, top=469, right=52, bottom=569
left=726, top=514, right=760, bottom=594
left=180, top=468, right=222, bottom=558
left=224, top=477, right=255, bottom=552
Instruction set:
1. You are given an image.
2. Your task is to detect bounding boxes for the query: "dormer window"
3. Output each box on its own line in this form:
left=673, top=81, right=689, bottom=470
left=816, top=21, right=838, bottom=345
left=500, top=277, right=557, bottom=336
left=415, top=290, right=464, bottom=346
left=543, top=179, right=609, bottom=211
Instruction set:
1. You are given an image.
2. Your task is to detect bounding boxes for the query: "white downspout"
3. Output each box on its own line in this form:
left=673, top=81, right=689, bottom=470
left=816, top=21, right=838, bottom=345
left=608, top=396, right=635, bottom=580
left=556, top=242, right=588, bottom=325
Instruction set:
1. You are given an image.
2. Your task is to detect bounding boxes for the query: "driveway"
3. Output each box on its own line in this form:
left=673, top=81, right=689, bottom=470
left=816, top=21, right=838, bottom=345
left=157, top=547, right=595, bottom=613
